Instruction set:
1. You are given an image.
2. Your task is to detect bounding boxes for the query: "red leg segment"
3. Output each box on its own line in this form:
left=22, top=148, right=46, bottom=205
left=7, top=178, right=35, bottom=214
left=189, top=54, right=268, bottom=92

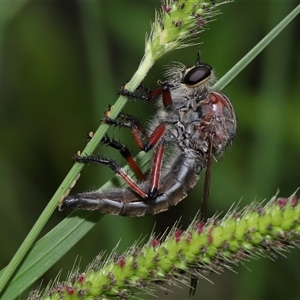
left=143, top=124, right=166, bottom=152
left=158, top=81, right=173, bottom=109
left=148, top=143, right=164, bottom=199
left=101, top=135, right=145, bottom=180
left=74, top=154, right=148, bottom=199
left=117, top=168, right=148, bottom=199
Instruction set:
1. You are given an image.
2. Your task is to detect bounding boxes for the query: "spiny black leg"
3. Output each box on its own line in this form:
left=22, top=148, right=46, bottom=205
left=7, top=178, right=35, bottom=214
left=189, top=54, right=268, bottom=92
left=101, top=134, right=145, bottom=180
left=103, top=113, right=144, bottom=133
left=134, top=83, right=153, bottom=95
left=119, top=84, right=160, bottom=103
left=103, top=115, right=147, bottom=148
left=115, top=112, right=147, bottom=136
left=102, top=105, right=148, bottom=141
left=103, top=116, right=129, bottom=128
left=74, top=153, right=148, bottom=198
left=117, top=112, right=145, bottom=131
left=101, top=111, right=165, bottom=179
left=103, top=110, right=151, bottom=151
left=120, top=81, right=174, bottom=109
left=101, top=134, right=131, bottom=157
left=74, top=153, right=113, bottom=166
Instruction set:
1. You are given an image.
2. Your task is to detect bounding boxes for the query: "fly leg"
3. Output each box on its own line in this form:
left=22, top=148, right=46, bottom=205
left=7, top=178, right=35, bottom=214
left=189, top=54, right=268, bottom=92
left=119, top=80, right=174, bottom=109
left=73, top=153, right=148, bottom=199
left=101, top=134, right=145, bottom=181
left=189, top=135, right=214, bottom=297
left=147, top=143, right=164, bottom=199
left=103, top=112, right=148, bottom=152
left=200, top=135, right=214, bottom=221
left=117, top=112, right=148, bottom=138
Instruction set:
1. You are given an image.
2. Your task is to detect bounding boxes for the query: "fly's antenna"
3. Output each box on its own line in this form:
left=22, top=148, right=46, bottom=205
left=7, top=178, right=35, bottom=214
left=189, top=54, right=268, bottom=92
left=195, top=49, right=201, bottom=66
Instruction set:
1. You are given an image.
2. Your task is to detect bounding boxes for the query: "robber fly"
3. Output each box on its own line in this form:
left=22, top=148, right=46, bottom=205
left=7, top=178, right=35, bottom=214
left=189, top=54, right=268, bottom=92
left=59, top=52, right=237, bottom=294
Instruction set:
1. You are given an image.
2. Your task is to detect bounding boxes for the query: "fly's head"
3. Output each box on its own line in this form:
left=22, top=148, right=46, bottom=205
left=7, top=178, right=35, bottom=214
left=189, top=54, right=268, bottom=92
left=164, top=60, right=216, bottom=98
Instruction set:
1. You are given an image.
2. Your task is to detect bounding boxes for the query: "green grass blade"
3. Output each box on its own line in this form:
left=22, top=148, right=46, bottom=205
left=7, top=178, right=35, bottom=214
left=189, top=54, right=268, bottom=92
left=214, top=4, right=300, bottom=90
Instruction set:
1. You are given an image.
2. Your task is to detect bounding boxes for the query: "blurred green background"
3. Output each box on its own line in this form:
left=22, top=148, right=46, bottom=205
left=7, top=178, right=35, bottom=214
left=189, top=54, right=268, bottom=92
left=0, top=1, right=300, bottom=299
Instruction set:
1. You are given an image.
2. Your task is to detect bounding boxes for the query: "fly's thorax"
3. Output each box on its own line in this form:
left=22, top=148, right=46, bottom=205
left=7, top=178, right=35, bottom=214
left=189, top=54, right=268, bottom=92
left=185, top=90, right=237, bottom=157
left=151, top=61, right=236, bottom=159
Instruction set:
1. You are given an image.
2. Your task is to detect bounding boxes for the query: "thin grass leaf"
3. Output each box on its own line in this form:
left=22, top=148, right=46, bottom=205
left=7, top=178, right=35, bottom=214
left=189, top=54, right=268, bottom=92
left=214, top=4, right=300, bottom=90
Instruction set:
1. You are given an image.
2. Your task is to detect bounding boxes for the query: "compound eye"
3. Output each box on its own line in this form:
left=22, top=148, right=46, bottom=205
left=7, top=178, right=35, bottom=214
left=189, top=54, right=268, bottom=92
left=182, top=65, right=212, bottom=86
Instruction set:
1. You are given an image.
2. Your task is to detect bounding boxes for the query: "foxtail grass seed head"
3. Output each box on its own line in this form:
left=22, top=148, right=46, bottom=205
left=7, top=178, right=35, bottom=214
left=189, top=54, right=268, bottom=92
left=145, top=0, right=230, bottom=62
left=29, top=193, right=300, bottom=299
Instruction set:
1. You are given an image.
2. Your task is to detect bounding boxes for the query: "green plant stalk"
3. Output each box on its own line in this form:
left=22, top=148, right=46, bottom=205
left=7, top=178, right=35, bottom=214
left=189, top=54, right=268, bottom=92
left=29, top=194, right=300, bottom=299
left=0, top=0, right=223, bottom=296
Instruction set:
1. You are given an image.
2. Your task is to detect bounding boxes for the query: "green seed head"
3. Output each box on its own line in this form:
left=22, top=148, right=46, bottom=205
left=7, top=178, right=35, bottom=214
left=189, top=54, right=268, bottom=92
left=146, top=0, right=228, bottom=61
left=29, top=193, right=300, bottom=299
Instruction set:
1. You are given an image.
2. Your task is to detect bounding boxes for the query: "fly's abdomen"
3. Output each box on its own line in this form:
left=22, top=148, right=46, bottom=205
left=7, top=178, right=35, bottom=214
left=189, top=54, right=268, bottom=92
left=60, top=188, right=144, bottom=216
left=59, top=154, right=204, bottom=217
